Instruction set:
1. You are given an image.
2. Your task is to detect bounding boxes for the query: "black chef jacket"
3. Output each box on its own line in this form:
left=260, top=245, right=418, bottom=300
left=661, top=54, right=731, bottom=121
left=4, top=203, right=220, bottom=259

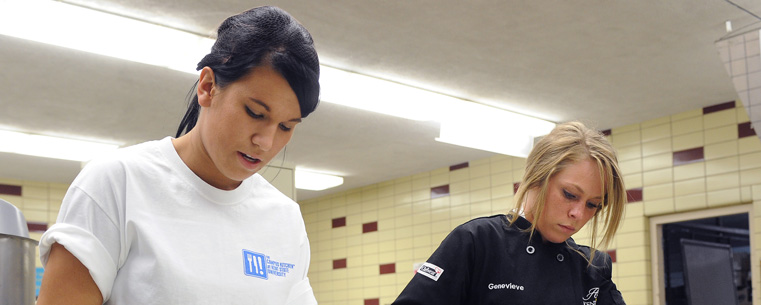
left=392, top=214, right=626, bottom=305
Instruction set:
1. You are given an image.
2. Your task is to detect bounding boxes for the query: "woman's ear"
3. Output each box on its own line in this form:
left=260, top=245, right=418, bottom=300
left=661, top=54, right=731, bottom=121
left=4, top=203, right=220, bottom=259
left=197, top=67, right=216, bottom=107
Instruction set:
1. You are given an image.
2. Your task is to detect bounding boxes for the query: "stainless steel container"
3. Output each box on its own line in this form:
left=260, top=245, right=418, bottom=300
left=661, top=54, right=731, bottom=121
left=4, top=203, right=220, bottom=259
left=0, top=199, right=37, bottom=305
left=0, top=233, right=37, bottom=305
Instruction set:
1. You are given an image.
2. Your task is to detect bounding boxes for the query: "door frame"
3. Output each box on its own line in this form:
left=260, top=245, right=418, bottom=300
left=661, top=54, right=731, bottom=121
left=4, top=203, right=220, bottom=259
left=649, top=204, right=754, bottom=305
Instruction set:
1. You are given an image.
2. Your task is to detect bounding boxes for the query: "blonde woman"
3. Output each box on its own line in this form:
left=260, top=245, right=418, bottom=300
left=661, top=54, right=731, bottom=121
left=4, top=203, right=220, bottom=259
left=393, top=122, right=627, bottom=305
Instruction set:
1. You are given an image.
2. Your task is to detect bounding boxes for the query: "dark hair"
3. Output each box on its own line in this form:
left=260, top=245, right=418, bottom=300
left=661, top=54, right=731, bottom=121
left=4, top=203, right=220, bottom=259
left=176, top=6, right=320, bottom=137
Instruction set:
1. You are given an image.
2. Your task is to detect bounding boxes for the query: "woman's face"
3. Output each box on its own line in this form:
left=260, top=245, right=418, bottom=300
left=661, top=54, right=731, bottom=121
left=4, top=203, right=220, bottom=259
left=196, top=65, right=301, bottom=189
left=525, top=158, right=603, bottom=243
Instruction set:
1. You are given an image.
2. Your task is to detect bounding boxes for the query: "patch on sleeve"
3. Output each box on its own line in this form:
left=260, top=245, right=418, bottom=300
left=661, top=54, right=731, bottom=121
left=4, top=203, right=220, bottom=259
left=416, top=262, right=444, bottom=281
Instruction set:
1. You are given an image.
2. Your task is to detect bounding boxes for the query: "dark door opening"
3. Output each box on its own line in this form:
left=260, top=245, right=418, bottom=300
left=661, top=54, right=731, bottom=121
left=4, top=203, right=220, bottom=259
left=661, top=213, right=750, bottom=305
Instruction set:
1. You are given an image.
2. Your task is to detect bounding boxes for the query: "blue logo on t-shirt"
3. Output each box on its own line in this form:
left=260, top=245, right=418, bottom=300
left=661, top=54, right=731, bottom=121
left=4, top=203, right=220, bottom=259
left=243, top=250, right=268, bottom=279
left=242, top=249, right=297, bottom=280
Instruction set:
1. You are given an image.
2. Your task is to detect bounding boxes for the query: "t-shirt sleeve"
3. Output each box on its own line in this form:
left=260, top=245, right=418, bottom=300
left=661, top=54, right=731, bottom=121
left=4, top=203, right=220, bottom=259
left=392, top=224, right=475, bottom=305
left=39, top=161, right=124, bottom=302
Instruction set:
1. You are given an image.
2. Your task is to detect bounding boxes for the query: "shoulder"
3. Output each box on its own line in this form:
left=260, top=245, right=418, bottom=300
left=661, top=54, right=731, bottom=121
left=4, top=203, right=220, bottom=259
left=447, top=214, right=512, bottom=242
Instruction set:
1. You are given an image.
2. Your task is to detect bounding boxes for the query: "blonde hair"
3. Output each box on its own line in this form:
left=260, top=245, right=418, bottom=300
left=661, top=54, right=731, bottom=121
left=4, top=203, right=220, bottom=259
left=508, top=121, right=626, bottom=263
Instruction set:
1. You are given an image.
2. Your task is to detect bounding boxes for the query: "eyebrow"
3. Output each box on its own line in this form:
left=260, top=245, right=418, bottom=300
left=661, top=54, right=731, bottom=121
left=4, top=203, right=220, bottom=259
left=568, top=183, right=603, bottom=201
left=249, top=98, right=302, bottom=123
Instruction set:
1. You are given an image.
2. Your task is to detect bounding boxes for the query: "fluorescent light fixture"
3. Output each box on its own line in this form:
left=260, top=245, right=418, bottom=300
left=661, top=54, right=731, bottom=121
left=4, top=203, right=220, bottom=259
left=0, top=0, right=214, bottom=74
left=295, top=169, right=344, bottom=191
left=0, top=130, right=121, bottom=161
left=0, top=0, right=554, bottom=158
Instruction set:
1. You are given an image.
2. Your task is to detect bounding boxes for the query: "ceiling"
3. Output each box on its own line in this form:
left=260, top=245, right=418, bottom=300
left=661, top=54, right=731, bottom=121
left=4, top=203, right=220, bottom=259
left=1, top=0, right=760, bottom=200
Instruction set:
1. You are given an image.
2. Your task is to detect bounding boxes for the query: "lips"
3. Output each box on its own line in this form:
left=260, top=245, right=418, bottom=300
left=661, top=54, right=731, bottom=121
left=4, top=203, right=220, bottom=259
left=558, top=224, right=575, bottom=233
left=238, top=152, right=262, bottom=170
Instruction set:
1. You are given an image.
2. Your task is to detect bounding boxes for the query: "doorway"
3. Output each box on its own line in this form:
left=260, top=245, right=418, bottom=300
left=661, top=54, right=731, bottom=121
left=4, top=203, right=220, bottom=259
left=650, top=205, right=754, bottom=305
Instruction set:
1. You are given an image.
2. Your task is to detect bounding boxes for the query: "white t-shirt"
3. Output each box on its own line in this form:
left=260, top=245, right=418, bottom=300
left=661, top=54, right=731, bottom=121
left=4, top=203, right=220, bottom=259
left=39, top=137, right=316, bottom=304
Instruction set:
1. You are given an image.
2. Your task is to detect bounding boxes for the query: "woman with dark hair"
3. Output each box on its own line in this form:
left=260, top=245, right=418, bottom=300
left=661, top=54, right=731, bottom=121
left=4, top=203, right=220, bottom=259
left=37, top=6, right=320, bottom=305
left=393, top=122, right=627, bottom=304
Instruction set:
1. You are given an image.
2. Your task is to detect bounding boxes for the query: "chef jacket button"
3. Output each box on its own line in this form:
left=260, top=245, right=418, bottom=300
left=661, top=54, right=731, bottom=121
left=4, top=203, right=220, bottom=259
left=556, top=254, right=564, bottom=262
left=526, top=246, right=535, bottom=254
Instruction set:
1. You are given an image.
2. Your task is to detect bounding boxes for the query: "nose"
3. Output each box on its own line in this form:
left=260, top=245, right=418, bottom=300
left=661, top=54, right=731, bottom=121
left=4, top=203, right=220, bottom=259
left=252, top=123, right=277, bottom=151
left=568, top=202, right=584, bottom=219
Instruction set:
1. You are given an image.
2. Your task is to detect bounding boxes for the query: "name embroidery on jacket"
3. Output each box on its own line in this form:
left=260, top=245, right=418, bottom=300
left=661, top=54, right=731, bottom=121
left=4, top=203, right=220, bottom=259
left=487, top=283, right=525, bottom=291
left=242, top=249, right=295, bottom=280
left=582, top=287, right=599, bottom=305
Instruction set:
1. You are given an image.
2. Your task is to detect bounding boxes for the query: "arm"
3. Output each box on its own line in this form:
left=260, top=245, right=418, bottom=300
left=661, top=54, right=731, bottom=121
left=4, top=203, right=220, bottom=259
left=392, top=224, right=475, bottom=305
left=37, top=243, right=103, bottom=305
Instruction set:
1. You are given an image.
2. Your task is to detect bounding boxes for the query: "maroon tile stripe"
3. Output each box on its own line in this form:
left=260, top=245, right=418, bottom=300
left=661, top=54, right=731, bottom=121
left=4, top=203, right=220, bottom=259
left=450, top=162, right=469, bottom=171
left=513, top=183, right=520, bottom=194
left=606, top=250, right=617, bottom=263
left=738, top=122, right=756, bottom=138
left=362, top=221, right=378, bottom=233
left=27, top=222, right=48, bottom=232
left=364, top=299, right=380, bottom=305
left=673, top=147, right=704, bottom=166
left=332, top=217, right=346, bottom=228
left=0, top=184, right=22, bottom=196
left=379, top=263, right=396, bottom=274
left=702, top=101, right=735, bottom=115
left=430, top=185, right=450, bottom=199
left=626, top=188, right=643, bottom=203
left=601, top=129, right=612, bottom=136
left=333, top=258, right=347, bottom=269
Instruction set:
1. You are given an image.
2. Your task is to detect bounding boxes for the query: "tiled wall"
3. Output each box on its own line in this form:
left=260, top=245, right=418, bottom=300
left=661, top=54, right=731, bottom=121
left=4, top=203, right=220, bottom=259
left=299, top=100, right=761, bottom=305
left=1, top=100, right=759, bottom=304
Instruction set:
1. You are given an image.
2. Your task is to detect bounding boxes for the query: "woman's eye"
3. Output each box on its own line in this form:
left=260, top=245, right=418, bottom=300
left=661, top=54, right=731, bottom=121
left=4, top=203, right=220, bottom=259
left=279, top=124, right=292, bottom=132
left=245, top=106, right=264, bottom=119
left=563, top=189, right=576, bottom=200
left=586, top=202, right=600, bottom=209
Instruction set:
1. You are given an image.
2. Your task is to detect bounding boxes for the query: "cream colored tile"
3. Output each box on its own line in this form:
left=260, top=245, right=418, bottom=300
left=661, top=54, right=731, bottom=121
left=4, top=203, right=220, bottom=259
left=641, top=124, right=671, bottom=143
left=707, top=172, right=740, bottom=192
left=470, top=188, right=491, bottom=203
left=707, top=188, right=742, bottom=207
left=644, top=198, right=675, bottom=216
left=739, top=136, right=761, bottom=154
left=740, top=151, right=761, bottom=170
left=672, top=131, right=704, bottom=151
left=412, top=176, right=430, bottom=190
left=394, top=180, right=412, bottom=195
left=1, top=195, right=22, bottom=209
left=675, top=193, right=707, bottom=212
left=617, top=246, right=648, bottom=262
left=411, top=189, right=429, bottom=202
left=22, top=185, right=48, bottom=200
left=704, top=125, right=737, bottom=145
left=706, top=156, right=739, bottom=175
left=623, top=173, right=643, bottom=189
left=612, top=130, right=641, bottom=147
left=643, top=168, right=672, bottom=186
left=512, top=158, right=527, bottom=171
left=22, top=209, right=48, bottom=222
left=449, top=181, right=469, bottom=195
left=471, top=158, right=490, bottom=167
left=490, top=158, right=512, bottom=173
left=491, top=171, right=512, bottom=187
left=618, top=216, right=647, bottom=234
left=673, top=162, right=705, bottom=181
left=615, top=231, right=648, bottom=248
left=704, top=141, right=739, bottom=160
left=616, top=261, right=649, bottom=277
left=672, top=109, right=703, bottom=121
left=741, top=186, right=752, bottom=202
left=619, top=159, right=642, bottom=175
left=642, top=138, right=672, bottom=157
left=512, top=169, right=525, bottom=183
left=674, top=178, right=705, bottom=196
left=704, top=108, right=738, bottom=129
left=641, top=116, right=671, bottom=128
left=642, top=153, right=672, bottom=171
left=430, top=173, right=449, bottom=189
left=612, top=123, right=640, bottom=134
left=449, top=168, right=469, bottom=183
left=617, top=145, right=642, bottom=161
left=672, top=116, right=703, bottom=135
left=625, top=202, right=644, bottom=217
left=491, top=184, right=512, bottom=199
left=737, top=106, right=751, bottom=122
left=469, top=176, right=490, bottom=191
left=470, top=164, right=490, bottom=178
left=741, top=167, right=761, bottom=185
